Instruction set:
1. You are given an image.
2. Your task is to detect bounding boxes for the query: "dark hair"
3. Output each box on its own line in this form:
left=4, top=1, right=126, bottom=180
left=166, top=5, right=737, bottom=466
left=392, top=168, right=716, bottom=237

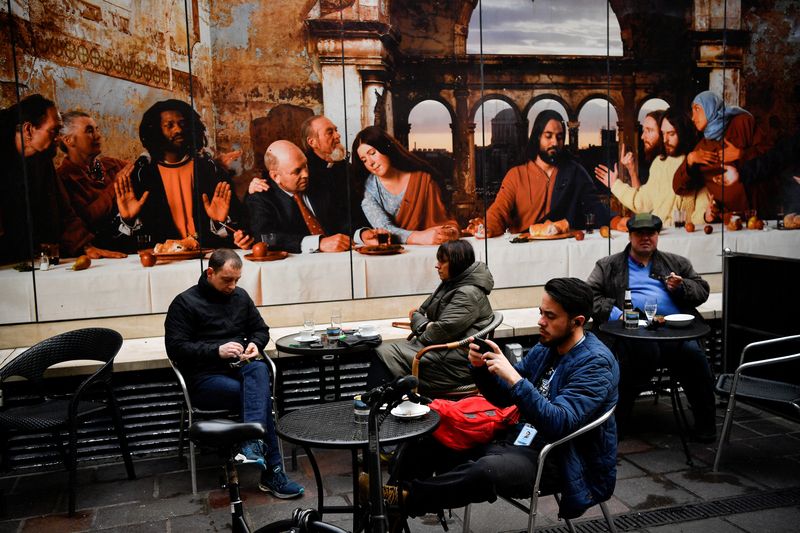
left=436, top=239, right=475, bottom=279
left=660, top=107, right=697, bottom=159
left=350, top=126, right=440, bottom=193
left=0, top=94, right=57, bottom=143
left=208, top=249, right=242, bottom=271
left=525, top=110, right=566, bottom=162
left=544, top=277, right=593, bottom=320
left=139, top=99, right=206, bottom=161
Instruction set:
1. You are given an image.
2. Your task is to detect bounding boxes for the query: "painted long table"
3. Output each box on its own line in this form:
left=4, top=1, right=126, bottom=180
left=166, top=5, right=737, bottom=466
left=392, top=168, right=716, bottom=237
left=2, top=225, right=798, bottom=324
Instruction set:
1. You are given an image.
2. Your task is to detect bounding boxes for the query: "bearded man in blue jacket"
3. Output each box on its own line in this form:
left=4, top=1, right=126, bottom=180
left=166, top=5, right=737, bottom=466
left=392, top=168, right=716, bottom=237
left=393, top=277, right=619, bottom=520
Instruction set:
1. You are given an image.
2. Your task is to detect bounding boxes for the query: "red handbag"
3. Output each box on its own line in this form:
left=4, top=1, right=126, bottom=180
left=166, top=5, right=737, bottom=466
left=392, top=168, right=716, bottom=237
left=429, top=395, right=520, bottom=451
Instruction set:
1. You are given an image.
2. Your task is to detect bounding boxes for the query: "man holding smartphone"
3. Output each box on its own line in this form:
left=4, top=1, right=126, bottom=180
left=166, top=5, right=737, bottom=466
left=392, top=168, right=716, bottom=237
left=390, top=278, right=619, bottom=521
left=165, top=248, right=303, bottom=499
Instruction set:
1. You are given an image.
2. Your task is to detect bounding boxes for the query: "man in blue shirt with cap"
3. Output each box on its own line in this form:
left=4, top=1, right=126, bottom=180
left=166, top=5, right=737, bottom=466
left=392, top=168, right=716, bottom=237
left=587, top=213, right=716, bottom=442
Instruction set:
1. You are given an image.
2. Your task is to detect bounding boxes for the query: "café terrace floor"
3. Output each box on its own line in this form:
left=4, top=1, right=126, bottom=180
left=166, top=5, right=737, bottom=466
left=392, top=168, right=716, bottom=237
left=2, top=395, right=800, bottom=533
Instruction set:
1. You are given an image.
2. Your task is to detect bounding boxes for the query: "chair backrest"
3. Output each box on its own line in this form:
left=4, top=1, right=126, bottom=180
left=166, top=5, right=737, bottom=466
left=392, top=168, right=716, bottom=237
left=0, top=328, right=123, bottom=391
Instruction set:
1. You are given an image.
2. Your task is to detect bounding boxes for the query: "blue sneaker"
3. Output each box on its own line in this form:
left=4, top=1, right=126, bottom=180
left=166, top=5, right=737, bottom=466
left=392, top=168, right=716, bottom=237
left=237, top=440, right=266, bottom=470
left=259, top=464, right=304, bottom=499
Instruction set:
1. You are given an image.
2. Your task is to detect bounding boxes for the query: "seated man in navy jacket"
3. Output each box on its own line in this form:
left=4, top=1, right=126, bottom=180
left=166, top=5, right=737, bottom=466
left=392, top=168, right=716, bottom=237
left=391, top=278, right=619, bottom=521
left=246, top=140, right=378, bottom=253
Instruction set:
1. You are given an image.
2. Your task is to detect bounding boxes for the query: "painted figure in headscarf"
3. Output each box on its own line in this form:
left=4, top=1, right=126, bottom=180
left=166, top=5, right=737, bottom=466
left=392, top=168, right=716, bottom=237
left=672, top=90, right=774, bottom=219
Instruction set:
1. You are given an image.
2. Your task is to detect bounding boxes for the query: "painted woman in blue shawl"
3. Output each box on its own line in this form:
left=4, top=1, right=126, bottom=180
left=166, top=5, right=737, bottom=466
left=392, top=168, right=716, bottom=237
left=673, top=91, right=773, bottom=217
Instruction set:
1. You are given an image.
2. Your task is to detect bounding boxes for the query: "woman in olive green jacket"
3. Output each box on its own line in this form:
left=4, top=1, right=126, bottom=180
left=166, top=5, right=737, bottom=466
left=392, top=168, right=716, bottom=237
left=375, top=239, right=495, bottom=393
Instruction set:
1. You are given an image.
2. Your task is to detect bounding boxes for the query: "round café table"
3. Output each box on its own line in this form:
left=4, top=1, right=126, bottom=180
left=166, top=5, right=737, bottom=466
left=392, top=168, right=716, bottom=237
left=277, top=400, right=440, bottom=531
left=599, top=319, right=711, bottom=465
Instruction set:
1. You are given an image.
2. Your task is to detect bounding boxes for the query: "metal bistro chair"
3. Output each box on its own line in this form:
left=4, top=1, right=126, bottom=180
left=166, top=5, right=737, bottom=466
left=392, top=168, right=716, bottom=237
left=713, top=334, right=800, bottom=472
left=462, top=406, right=618, bottom=533
left=411, top=311, right=504, bottom=398
left=0, top=328, right=136, bottom=516
left=170, top=354, right=284, bottom=494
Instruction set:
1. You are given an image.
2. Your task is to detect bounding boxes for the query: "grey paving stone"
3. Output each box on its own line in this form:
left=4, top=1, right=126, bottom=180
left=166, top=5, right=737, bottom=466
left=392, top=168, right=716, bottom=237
left=60, top=476, right=156, bottom=513
left=92, top=495, right=204, bottom=529
left=1, top=489, right=61, bottom=519
left=95, top=456, right=184, bottom=482
left=739, top=417, right=800, bottom=437
left=663, top=468, right=763, bottom=500
left=624, top=447, right=709, bottom=475
left=646, top=516, right=746, bottom=533
left=722, top=456, right=800, bottom=490
left=613, top=475, right=700, bottom=510
left=93, top=520, right=167, bottom=532
left=617, top=457, right=649, bottom=480
left=167, top=507, right=232, bottom=532
left=723, top=505, right=800, bottom=533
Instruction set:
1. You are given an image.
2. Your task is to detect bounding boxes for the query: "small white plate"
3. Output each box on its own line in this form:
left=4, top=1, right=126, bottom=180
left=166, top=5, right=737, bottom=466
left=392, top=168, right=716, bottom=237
left=294, top=335, right=320, bottom=342
left=357, top=333, right=380, bottom=339
left=664, top=314, right=694, bottom=328
left=390, top=402, right=430, bottom=419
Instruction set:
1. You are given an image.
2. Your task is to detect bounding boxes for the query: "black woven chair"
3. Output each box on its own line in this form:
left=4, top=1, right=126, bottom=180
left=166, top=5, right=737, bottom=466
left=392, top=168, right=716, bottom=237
left=0, top=328, right=136, bottom=516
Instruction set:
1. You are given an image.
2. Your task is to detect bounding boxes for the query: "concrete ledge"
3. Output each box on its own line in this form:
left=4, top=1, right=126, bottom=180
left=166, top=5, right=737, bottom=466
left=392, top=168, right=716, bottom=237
left=0, top=294, right=723, bottom=377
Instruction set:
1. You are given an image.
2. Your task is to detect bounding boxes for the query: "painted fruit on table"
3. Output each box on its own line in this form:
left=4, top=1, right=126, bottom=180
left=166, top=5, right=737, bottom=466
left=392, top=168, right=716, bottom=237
left=574, top=230, right=585, bottom=241
left=252, top=242, right=268, bottom=257
left=140, top=252, right=156, bottom=267
left=72, top=255, right=91, bottom=271
left=704, top=225, right=714, bottom=234
left=599, top=225, right=610, bottom=238
left=685, top=222, right=695, bottom=233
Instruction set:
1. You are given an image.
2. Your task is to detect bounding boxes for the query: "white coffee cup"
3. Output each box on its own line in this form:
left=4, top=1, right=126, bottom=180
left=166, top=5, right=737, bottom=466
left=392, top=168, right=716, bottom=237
left=358, top=324, right=378, bottom=337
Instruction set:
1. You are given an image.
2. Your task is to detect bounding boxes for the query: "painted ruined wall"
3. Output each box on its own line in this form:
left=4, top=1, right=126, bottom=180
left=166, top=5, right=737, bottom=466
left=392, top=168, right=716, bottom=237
left=1, top=0, right=215, bottom=162
left=208, top=0, right=323, bottom=182
left=741, top=0, right=800, bottom=141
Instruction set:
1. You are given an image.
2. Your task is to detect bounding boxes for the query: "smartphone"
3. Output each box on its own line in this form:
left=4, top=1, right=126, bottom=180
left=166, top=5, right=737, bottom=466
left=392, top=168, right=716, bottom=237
left=472, top=337, right=493, bottom=354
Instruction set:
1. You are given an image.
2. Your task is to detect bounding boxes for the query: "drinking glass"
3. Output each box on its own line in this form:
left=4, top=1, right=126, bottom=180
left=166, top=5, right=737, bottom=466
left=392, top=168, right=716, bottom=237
left=644, top=299, right=658, bottom=324
left=302, top=311, right=315, bottom=338
left=328, top=308, right=342, bottom=338
left=585, top=213, right=596, bottom=233
left=136, top=234, right=153, bottom=252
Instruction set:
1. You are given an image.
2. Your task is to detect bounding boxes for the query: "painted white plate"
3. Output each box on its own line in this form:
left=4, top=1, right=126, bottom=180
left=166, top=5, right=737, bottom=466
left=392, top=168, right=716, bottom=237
left=390, top=401, right=430, bottom=419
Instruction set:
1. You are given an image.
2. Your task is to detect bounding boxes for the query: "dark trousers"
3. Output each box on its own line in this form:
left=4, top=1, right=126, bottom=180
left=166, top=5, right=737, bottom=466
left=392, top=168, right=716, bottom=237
left=394, top=435, right=554, bottom=515
left=191, top=361, right=282, bottom=466
left=615, top=339, right=716, bottom=435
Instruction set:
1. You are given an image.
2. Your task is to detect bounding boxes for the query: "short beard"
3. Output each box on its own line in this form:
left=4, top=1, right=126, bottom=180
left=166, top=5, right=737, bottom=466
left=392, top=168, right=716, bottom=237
left=644, top=142, right=661, bottom=162
left=538, top=147, right=561, bottom=165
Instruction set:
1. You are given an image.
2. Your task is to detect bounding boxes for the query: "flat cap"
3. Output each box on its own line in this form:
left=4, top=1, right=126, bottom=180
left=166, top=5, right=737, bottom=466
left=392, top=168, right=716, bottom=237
left=626, top=213, right=663, bottom=232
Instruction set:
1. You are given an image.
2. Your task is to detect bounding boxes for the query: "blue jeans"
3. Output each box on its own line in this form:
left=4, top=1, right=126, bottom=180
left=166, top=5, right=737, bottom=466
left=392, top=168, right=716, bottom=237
left=191, top=361, right=282, bottom=466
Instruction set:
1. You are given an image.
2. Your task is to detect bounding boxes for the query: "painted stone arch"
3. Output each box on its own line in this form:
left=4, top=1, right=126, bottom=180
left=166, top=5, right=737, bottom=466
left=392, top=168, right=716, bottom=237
left=465, top=0, right=624, bottom=56
left=577, top=95, right=621, bottom=149
left=637, top=96, right=672, bottom=123
left=525, top=96, right=573, bottom=144
left=407, top=99, right=456, bottom=152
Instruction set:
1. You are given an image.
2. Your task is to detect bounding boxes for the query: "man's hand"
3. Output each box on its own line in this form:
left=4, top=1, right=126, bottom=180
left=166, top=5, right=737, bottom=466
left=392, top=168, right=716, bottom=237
left=704, top=192, right=720, bottom=223
left=476, top=342, right=522, bottom=387
left=687, top=148, right=720, bottom=167
left=619, top=143, right=640, bottom=188
left=233, top=229, right=253, bottom=250
left=218, top=341, right=244, bottom=359
left=202, top=182, right=232, bottom=222
left=465, top=217, right=486, bottom=239
left=719, top=139, right=742, bottom=164
left=114, top=162, right=149, bottom=222
left=594, top=163, right=618, bottom=189
left=84, top=245, right=127, bottom=259
left=241, top=342, right=259, bottom=360
left=319, top=234, right=351, bottom=252
left=665, top=272, right=683, bottom=292
left=467, top=336, right=501, bottom=367
left=248, top=177, right=270, bottom=195
left=218, top=149, right=243, bottom=171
